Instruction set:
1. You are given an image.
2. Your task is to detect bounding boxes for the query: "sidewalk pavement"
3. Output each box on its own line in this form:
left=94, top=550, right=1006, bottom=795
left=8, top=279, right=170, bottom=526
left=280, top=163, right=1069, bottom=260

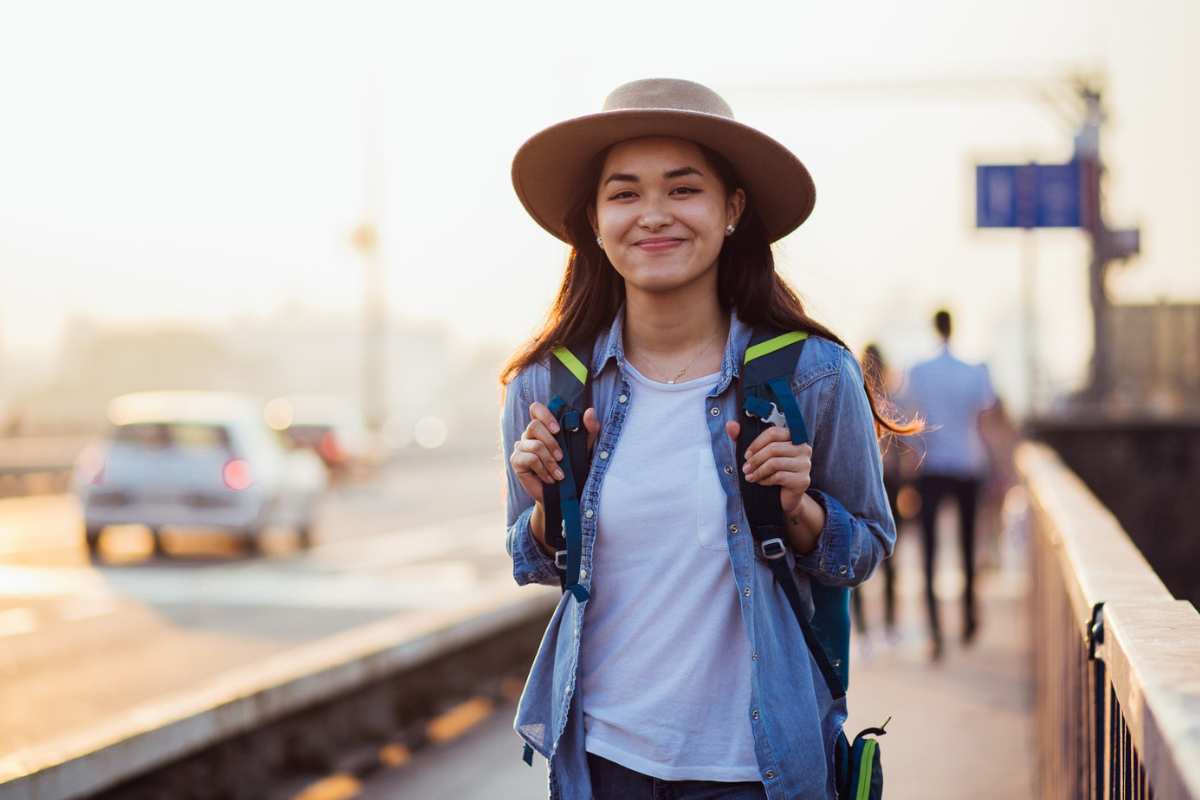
left=843, top=519, right=1034, bottom=800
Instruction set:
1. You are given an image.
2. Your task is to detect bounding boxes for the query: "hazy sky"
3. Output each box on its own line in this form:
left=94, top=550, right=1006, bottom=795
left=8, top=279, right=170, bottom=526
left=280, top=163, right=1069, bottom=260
left=1, top=1, right=1197, bottom=410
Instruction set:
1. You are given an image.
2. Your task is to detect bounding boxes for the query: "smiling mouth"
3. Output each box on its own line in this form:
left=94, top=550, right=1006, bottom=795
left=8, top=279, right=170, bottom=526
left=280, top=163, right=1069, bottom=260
left=635, top=238, right=686, bottom=251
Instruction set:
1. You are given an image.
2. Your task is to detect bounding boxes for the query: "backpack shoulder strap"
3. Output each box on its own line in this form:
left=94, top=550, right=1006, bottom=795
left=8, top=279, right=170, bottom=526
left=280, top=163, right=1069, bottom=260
left=737, top=326, right=849, bottom=699
left=543, top=339, right=595, bottom=602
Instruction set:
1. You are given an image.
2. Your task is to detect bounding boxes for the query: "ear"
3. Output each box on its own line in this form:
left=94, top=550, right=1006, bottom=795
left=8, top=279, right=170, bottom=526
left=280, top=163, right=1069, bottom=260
left=726, top=188, right=747, bottom=230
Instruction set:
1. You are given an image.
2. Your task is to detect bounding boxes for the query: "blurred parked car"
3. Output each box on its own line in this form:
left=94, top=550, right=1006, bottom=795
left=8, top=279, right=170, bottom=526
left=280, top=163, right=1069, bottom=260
left=267, top=395, right=373, bottom=475
left=73, top=391, right=328, bottom=557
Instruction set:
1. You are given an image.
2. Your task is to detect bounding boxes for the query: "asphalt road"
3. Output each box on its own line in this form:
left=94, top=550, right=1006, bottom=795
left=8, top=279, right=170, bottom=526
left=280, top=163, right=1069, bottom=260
left=0, top=450, right=519, bottom=762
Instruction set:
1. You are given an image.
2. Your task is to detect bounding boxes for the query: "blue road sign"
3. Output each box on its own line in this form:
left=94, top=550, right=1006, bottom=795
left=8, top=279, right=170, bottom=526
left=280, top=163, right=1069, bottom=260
left=976, top=161, right=1081, bottom=229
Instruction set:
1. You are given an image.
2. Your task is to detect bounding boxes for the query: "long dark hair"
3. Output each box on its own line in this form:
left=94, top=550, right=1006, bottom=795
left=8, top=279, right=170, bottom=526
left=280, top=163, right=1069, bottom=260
left=500, top=141, right=920, bottom=439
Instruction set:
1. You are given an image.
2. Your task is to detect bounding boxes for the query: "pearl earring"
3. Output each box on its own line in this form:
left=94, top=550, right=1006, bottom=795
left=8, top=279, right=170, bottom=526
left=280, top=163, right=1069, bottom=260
left=725, top=224, right=735, bottom=235
left=596, top=235, right=604, bottom=247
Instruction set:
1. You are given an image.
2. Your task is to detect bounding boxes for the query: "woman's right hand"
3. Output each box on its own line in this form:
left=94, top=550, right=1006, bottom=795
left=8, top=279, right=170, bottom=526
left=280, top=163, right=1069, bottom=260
left=510, top=402, right=602, bottom=505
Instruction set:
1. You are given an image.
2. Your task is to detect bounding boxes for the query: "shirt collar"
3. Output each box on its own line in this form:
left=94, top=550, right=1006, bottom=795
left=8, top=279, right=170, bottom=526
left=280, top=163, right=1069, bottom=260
left=592, top=302, right=751, bottom=389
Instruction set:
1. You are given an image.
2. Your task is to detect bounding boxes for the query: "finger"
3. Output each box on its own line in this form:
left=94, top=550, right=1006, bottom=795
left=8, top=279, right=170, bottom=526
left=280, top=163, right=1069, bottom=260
left=528, top=401, right=560, bottom=435
left=725, top=420, right=740, bottom=443
left=515, top=439, right=564, bottom=482
left=747, top=457, right=810, bottom=487
left=744, top=440, right=809, bottom=474
left=511, top=445, right=555, bottom=485
left=511, top=449, right=554, bottom=486
left=524, top=419, right=563, bottom=461
left=583, top=407, right=601, bottom=451
left=744, top=426, right=791, bottom=460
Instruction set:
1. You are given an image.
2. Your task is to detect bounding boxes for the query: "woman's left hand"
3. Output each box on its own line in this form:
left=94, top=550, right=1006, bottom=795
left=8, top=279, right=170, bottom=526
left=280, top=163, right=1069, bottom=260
left=724, top=422, right=811, bottom=515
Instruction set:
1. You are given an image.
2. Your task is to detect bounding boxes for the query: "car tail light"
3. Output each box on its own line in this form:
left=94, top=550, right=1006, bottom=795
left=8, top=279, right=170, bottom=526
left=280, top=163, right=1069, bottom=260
left=318, top=432, right=343, bottom=463
left=222, top=458, right=253, bottom=491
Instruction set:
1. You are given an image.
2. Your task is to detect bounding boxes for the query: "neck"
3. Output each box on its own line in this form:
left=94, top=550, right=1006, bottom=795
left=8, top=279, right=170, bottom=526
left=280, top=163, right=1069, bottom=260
left=623, top=279, right=727, bottom=359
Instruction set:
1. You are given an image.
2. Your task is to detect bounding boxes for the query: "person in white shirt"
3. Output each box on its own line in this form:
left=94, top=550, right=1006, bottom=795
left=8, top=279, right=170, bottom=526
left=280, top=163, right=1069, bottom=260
left=899, top=309, right=997, bottom=661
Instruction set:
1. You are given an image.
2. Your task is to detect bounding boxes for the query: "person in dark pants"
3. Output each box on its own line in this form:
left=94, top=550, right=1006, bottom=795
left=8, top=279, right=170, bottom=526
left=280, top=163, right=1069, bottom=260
left=900, top=310, right=997, bottom=661
left=851, top=344, right=904, bottom=643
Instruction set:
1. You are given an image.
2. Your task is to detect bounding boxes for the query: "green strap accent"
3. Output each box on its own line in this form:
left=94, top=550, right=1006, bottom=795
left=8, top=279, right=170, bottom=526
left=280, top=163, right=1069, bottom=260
left=744, top=331, right=809, bottom=364
left=552, top=346, right=588, bottom=384
left=856, top=740, right=878, bottom=800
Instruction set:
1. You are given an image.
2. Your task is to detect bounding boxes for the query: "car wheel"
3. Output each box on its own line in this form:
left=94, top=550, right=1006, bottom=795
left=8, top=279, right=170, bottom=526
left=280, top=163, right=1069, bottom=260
left=85, top=526, right=103, bottom=557
left=297, top=522, right=315, bottom=550
left=241, top=529, right=263, bottom=556
left=150, top=527, right=167, bottom=558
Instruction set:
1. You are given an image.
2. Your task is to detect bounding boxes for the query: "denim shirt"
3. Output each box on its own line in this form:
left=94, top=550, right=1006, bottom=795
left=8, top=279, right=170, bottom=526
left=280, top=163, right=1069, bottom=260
left=501, top=304, right=896, bottom=800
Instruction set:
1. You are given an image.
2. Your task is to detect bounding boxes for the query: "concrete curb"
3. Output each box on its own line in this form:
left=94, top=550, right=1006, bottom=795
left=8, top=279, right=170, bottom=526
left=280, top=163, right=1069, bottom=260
left=0, top=587, right=558, bottom=800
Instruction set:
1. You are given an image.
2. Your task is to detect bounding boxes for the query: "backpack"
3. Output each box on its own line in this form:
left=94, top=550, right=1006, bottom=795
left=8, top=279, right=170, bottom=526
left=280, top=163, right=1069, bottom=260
left=531, top=326, right=886, bottom=799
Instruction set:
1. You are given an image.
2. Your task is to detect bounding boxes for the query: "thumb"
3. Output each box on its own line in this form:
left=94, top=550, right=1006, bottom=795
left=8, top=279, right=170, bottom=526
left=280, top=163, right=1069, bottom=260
left=725, top=420, right=740, bottom=444
left=584, top=407, right=601, bottom=451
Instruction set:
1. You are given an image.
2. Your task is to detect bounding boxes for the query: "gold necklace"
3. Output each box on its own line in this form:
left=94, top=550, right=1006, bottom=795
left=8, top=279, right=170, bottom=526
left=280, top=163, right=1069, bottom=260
left=635, top=331, right=723, bottom=384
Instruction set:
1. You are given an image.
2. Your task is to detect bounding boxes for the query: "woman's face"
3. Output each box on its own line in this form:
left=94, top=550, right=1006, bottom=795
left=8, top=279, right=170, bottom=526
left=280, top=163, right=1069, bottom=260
left=590, top=136, right=745, bottom=296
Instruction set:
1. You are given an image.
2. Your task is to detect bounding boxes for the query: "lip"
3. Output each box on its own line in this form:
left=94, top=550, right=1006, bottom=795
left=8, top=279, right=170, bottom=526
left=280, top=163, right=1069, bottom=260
left=634, top=237, right=686, bottom=252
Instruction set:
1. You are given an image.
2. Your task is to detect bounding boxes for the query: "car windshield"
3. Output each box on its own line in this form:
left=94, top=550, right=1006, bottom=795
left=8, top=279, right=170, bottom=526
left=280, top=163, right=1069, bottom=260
left=114, top=423, right=232, bottom=452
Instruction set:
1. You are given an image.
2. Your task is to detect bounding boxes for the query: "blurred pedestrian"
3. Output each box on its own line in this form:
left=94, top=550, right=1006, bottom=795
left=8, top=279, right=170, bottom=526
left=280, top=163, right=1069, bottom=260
left=851, top=343, right=905, bottom=647
left=499, top=78, right=914, bottom=800
left=900, top=309, right=997, bottom=661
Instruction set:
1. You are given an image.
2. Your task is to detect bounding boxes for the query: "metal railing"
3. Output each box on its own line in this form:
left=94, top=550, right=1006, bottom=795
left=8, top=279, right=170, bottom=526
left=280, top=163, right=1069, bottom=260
left=1019, top=442, right=1200, bottom=800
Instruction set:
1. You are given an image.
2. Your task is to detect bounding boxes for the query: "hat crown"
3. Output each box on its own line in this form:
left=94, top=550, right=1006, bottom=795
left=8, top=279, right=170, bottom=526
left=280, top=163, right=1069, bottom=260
left=601, top=78, right=735, bottom=120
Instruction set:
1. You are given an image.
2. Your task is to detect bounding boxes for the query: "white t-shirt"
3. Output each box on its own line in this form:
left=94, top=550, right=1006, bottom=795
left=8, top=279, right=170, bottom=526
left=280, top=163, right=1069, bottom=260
left=578, top=362, right=759, bottom=782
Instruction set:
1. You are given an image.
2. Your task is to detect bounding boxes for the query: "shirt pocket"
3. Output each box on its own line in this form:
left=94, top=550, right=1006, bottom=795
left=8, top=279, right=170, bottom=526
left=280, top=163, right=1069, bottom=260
left=694, top=442, right=731, bottom=552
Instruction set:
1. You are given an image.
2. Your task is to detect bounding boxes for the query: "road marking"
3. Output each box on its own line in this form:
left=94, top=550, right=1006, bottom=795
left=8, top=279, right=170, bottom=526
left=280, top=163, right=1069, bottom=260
left=378, top=742, right=410, bottom=767
left=0, top=607, right=37, bottom=637
left=291, top=773, right=361, bottom=800
left=426, top=697, right=495, bottom=744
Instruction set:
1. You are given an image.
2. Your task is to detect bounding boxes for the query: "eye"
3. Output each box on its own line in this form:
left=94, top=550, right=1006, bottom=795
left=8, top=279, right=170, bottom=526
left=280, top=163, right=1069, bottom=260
left=671, top=186, right=701, bottom=196
left=608, top=190, right=636, bottom=201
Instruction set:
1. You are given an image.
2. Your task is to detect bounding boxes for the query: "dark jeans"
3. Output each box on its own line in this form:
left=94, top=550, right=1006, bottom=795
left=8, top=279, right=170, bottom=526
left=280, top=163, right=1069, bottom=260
left=916, top=473, right=981, bottom=644
left=851, top=476, right=902, bottom=633
left=587, top=752, right=767, bottom=799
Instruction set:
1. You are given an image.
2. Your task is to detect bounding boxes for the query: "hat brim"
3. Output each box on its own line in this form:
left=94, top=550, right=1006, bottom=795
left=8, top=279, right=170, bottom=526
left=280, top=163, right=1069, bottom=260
left=511, top=108, right=815, bottom=245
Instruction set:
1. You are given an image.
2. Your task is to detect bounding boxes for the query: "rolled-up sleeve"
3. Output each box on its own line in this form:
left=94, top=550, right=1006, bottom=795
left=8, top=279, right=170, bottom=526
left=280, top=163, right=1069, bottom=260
left=501, top=367, right=561, bottom=587
left=794, top=348, right=896, bottom=587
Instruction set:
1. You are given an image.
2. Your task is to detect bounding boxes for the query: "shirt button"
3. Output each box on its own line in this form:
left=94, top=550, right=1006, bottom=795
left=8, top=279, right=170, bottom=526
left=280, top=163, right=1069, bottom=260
left=751, top=652, right=759, bottom=661
left=729, top=523, right=739, bottom=534
left=743, top=587, right=751, bottom=597
left=723, top=464, right=735, bottom=475
left=765, top=770, right=775, bottom=780
left=710, top=407, right=720, bottom=416
left=599, top=450, right=609, bottom=460
left=579, top=568, right=587, bottom=579
left=585, top=509, right=594, bottom=519
left=751, top=709, right=760, bottom=720
left=839, top=565, right=848, bottom=575
left=618, top=394, right=628, bottom=404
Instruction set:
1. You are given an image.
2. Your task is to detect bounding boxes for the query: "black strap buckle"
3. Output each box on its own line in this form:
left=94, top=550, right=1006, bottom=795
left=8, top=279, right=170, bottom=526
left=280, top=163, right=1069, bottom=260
left=555, top=550, right=568, bottom=570
left=760, top=537, right=788, bottom=560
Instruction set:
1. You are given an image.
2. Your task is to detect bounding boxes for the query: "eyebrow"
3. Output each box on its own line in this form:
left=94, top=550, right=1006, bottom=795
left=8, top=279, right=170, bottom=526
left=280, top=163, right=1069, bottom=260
left=603, top=166, right=704, bottom=186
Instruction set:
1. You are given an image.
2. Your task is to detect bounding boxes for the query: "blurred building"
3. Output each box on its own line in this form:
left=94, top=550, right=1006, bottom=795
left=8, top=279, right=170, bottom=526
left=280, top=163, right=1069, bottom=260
left=3, top=305, right=512, bottom=454
left=1104, top=301, right=1200, bottom=417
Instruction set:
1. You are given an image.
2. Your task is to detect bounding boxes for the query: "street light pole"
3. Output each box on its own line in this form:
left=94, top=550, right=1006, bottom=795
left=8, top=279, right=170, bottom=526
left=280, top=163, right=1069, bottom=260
left=355, top=74, right=387, bottom=444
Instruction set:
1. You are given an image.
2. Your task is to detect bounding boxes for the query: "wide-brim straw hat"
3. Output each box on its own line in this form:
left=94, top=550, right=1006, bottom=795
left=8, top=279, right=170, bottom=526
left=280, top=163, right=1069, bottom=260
left=511, top=77, right=816, bottom=245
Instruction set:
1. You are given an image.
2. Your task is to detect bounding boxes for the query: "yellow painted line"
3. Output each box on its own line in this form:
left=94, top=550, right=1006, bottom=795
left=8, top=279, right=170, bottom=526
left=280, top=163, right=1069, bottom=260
left=291, top=773, right=361, bottom=800
left=379, top=742, right=411, bottom=768
left=426, top=697, right=494, bottom=744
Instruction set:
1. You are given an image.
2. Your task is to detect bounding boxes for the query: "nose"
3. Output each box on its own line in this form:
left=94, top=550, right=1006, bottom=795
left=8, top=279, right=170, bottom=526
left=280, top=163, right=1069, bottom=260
left=638, top=197, right=674, bottom=231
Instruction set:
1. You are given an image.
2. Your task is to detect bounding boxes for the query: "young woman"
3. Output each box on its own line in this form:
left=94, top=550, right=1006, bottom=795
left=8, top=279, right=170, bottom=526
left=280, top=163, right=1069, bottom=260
left=501, top=78, right=913, bottom=800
